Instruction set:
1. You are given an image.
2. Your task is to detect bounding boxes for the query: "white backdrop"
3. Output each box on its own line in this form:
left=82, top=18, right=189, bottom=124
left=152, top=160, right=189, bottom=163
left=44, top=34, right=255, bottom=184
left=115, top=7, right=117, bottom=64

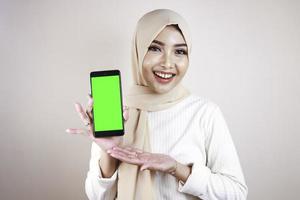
left=0, top=0, right=299, bottom=199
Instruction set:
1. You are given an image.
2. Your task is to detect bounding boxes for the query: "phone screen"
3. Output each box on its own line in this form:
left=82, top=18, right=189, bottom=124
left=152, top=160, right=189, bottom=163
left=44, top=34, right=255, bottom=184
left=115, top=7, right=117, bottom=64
left=90, top=70, right=124, bottom=137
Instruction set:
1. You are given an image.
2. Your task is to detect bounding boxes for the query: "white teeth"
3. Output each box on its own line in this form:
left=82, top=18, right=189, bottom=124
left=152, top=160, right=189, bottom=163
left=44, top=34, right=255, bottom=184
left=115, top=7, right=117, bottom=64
left=154, top=71, right=174, bottom=79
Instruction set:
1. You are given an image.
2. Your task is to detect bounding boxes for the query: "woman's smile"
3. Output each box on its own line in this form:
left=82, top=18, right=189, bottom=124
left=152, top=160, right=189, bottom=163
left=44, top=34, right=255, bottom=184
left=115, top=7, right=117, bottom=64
left=153, top=71, right=176, bottom=84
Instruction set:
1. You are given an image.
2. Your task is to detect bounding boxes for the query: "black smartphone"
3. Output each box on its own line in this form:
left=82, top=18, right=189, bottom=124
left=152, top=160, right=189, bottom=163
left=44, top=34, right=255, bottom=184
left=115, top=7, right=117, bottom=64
left=90, top=70, right=124, bottom=137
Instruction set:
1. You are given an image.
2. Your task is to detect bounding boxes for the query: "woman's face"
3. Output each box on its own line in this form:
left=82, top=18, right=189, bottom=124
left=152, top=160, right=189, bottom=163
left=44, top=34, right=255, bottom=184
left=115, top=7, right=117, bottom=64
left=142, top=25, right=189, bottom=94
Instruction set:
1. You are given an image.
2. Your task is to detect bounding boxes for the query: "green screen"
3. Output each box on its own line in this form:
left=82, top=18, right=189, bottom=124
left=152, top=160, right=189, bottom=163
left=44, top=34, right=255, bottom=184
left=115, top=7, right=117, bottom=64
left=91, top=75, right=123, bottom=132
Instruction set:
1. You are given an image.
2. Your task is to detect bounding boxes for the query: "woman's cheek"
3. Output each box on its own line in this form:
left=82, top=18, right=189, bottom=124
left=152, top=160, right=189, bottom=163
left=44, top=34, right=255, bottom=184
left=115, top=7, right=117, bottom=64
left=178, top=59, right=189, bottom=73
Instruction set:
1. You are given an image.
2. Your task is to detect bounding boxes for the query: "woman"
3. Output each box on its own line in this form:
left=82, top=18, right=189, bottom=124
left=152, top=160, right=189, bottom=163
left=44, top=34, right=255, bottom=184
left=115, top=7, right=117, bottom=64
left=66, top=9, right=248, bottom=200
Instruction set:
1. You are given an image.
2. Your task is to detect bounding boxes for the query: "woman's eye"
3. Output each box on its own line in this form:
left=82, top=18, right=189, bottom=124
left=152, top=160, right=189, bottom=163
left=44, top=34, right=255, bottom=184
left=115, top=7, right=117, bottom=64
left=148, top=45, right=161, bottom=52
left=175, top=49, right=187, bottom=55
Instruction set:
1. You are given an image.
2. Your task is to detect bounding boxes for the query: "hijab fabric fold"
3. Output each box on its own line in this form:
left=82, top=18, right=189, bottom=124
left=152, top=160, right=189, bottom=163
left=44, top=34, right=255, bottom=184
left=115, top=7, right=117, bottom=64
left=116, top=9, right=192, bottom=200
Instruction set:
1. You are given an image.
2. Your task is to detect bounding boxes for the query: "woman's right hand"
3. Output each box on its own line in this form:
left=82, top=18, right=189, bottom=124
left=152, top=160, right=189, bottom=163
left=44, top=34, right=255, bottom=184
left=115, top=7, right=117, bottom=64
left=65, top=94, right=129, bottom=152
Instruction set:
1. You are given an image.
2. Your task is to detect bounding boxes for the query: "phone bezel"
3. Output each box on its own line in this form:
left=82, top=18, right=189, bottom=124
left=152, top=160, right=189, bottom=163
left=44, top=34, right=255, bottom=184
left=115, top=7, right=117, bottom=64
left=90, top=70, right=124, bottom=138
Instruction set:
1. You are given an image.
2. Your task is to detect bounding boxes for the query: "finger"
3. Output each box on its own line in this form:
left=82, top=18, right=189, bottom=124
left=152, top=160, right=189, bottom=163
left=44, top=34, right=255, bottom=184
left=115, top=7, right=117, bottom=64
left=131, top=147, right=144, bottom=154
left=75, top=102, right=89, bottom=121
left=115, top=146, right=143, bottom=153
left=85, top=126, right=94, bottom=138
left=123, top=106, right=129, bottom=121
left=66, top=128, right=94, bottom=141
left=112, top=147, right=136, bottom=158
left=114, top=147, right=149, bottom=163
left=125, top=147, right=144, bottom=155
left=86, top=110, right=93, bottom=123
left=109, top=148, right=143, bottom=164
left=86, top=94, right=94, bottom=120
left=107, top=148, right=128, bottom=157
left=65, top=128, right=86, bottom=135
left=122, top=146, right=144, bottom=154
left=74, top=102, right=90, bottom=125
left=113, top=146, right=137, bottom=156
left=109, top=152, right=142, bottom=165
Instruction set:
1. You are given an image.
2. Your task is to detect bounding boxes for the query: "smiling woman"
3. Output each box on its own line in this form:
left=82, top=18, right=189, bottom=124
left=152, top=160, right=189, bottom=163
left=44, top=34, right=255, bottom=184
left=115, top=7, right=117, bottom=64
left=67, top=9, right=248, bottom=200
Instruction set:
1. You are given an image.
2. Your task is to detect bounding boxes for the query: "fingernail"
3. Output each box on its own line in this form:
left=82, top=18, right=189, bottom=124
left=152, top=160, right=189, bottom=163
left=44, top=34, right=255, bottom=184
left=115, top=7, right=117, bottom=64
left=107, top=150, right=111, bottom=154
left=65, top=129, right=70, bottom=133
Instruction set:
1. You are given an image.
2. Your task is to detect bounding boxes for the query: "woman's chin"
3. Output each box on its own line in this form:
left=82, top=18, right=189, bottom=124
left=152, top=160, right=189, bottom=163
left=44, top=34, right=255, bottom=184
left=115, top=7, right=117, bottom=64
left=151, top=83, right=176, bottom=94
left=146, top=76, right=180, bottom=94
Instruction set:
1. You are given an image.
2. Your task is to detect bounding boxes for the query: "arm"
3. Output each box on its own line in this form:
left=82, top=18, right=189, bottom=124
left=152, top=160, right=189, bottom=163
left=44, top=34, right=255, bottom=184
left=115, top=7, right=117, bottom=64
left=178, top=105, right=248, bottom=200
left=99, top=151, right=119, bottom=178
left=85, top=142, right=118, bottom=200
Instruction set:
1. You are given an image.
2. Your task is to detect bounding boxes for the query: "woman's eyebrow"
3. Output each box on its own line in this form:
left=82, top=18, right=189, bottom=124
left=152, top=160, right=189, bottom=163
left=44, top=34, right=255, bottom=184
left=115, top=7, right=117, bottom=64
left=152, top=40, right=187, bottom=47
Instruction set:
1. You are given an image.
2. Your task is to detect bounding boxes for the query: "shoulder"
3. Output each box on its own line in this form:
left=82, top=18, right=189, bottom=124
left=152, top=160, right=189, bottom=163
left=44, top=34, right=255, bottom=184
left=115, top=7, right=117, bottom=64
left=183, top=93, right=220, bottom=113
left=188, top=94, right=232, bottom=135
left=182, top=94, right=225, bottom=127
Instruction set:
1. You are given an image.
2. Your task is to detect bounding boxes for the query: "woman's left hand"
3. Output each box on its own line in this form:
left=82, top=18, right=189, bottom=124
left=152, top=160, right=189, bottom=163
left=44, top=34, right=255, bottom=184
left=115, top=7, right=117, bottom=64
left=107, top=146, right=177, bottom=174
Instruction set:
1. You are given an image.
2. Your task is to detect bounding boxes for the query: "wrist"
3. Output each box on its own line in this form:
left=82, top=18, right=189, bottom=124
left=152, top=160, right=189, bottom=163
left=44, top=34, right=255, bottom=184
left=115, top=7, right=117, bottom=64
left=102, top=152, right=118, bottom=164
left=169, top=159, right=177, bottom=176
left=99, top=152, right=119, bottom=178
left=170, top=161, right=192, bottom=183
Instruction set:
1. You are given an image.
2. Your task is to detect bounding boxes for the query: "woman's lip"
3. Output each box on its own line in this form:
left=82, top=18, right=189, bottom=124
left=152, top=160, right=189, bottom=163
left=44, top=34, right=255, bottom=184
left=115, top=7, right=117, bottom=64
left=153, top=70, right=176, bottom=75
left=153, top=71, right=175, bottom=84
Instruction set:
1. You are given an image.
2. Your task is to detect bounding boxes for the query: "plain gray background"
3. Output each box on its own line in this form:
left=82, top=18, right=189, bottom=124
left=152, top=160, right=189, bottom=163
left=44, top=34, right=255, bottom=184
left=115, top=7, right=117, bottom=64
left=1, top=0, right=299, bottom=199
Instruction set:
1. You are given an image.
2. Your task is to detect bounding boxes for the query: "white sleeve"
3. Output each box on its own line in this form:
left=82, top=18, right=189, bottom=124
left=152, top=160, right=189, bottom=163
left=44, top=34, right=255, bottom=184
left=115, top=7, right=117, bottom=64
left=85, top=142, right=118, bottom=200
left=178, top=105, right=248, bottom=200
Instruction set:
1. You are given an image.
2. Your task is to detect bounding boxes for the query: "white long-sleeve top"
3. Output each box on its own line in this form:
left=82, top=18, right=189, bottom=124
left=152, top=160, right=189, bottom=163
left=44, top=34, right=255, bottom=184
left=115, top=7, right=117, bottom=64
left=85, top=94, right=248, bottom=200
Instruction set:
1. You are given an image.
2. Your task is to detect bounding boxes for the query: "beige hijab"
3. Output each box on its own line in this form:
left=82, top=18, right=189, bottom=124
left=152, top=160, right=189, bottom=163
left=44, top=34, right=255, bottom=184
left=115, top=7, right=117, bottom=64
left=117, top=9, right=192, bottom=200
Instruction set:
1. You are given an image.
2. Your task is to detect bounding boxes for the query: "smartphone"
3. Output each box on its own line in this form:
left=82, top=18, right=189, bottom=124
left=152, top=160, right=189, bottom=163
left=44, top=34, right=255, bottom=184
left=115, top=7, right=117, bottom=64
left=90, top=70, right=124, bottom=137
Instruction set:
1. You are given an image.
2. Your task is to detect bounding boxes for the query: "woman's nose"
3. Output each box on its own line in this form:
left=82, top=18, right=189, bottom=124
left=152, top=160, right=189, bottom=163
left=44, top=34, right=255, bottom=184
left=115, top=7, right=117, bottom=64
left=161, top=52, right=174, bottom=69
